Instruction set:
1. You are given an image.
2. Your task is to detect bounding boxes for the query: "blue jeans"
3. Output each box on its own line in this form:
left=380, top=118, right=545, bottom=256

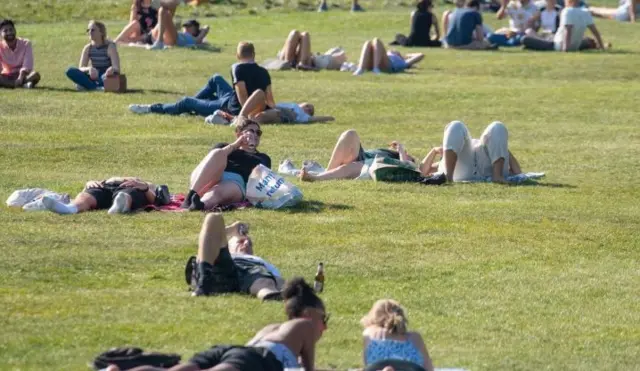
left=66, top=67, right=107, bottom=90
left=150, top=74, right=234, bottom=116
left=487, top=33, right=524, bottom=47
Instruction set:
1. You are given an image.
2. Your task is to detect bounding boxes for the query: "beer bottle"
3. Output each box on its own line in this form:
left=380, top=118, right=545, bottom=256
left=314, top=262, right=325, bottom=293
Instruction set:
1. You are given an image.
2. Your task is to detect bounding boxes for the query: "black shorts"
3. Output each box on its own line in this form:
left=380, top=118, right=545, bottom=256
left=141, top=32, right=154, bottom=45
left=189, top=345, right=283, bottom=371
left=233, top=257, right=279, bottom=294
left=84, top=183, right=150, bottom=210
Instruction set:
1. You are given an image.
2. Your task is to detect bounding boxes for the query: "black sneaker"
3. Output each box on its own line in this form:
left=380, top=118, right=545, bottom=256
left=188, top=192, right=205, bottom=211
left=184, top=256, right=197, bottom=290
left=155, top=185, right=171, bottom=206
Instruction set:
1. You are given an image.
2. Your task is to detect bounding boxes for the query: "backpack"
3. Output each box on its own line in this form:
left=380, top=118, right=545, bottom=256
left=92, top=347, right=181, bottom=370
left=261, top=58, right=293, bottom=71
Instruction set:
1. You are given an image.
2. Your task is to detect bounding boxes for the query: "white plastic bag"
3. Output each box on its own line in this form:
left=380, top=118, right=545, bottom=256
left=6, top=188, right=70, bottom=211
left=246, top=165, right=303, bottom=209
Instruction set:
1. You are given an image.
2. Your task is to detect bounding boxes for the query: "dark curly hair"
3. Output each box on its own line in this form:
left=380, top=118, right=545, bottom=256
left=282, top=277, right=324, bottom=319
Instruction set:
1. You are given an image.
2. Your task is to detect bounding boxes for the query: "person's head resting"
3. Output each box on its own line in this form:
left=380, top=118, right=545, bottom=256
left=234, top=116, right=262, bottom=152
left=417, top=0, right=433, bottom=12
left=236, top=41, right=255, bottom=62
left=228, top=234, right=253, bottom=255
left=182, top=19, right=200, bottom=37
left=283, top=277, right=327, bottom=340
left=465, top=0, right=480, bottom=10
left=87, top=20, right=108, bottom=45
left=360, top=299, right=409, bottom=336
left=299, top=102, right=315, bottom=117
left=0, top=19, right=17, bottom=43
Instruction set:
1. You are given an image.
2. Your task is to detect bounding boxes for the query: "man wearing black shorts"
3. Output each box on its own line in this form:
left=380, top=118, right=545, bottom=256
left=41, top=176, right=162, bottom=215
left=185, top=213, right=283, bottom=301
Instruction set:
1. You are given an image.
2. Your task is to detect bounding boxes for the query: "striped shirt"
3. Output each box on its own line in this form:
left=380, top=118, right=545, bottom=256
left=89, top=43, right=112, bottom=70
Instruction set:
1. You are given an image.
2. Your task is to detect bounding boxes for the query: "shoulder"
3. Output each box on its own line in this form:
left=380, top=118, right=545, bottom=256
left=107, top=42, right=118, bottom=51
left=287, top=318, right=315, bottom=332
left=82, top=43, right=92, bottom=52
left=19, top=38, right=31, bottom=47
left=407, top=331, right=425, bottom=343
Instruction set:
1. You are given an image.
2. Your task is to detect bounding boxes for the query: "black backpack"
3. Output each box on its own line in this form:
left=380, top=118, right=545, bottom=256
left=92, top=347, right=181, bottom=370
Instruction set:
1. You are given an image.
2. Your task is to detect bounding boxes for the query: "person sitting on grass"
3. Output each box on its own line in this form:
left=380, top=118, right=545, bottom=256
left=41, top=177, right=159, bottom=215
left=207, top=89, right=335, bottom=125
left=352, top=38, right=424, bottom=76
left=589, top=0, right=639, bottom=23
left=487, top=0, right=539, bottom=47
left=114, top=0, right=158, bottom=45
left=419, top=120, right=523, bottom=183
left=108, top=276, right=328, bottom=371
left=445, top=0, right=497, bottom=50
left=65, top=20, right=121, bottom=91
left=361, top=299, right=435, bottom=371
left=145, top=1, right=210, bottom=50
left=0, top=19, right=41, bottom=89
left=523, top=0, right=561, bottom=39
left=392, top=0, right=442, bottom=47
left=181, top=118, right=271, bottom=211
left=318, top=0, right=364, bottom=12
left=185, top=213, right=284, bottom=301
left=276, top=29, right=347, bottom=70
left=521, top=0, right=605, bottom=51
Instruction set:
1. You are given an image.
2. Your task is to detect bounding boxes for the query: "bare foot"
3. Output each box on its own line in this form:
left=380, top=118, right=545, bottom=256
left=299, top=168, right=315, bottom=182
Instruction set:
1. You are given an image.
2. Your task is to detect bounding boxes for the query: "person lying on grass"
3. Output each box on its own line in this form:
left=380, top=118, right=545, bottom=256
left=276, top=29, right=347, bottom=70
left=65, top=20, right=121, bottom=91
left=41, top=177, right=159, bottom=215
left=181, top=117, right=271, bottom=211
left=142, top=0, right=209, bottom=50
left=205, top=89, right=335, bottom=125
left=297, top=129, right=432, bottom=182
left=0, top=19, right=41, bottom=89
left=361, top=299, right=435, bottom=371
left=113, top=0, right=158, bottom=45
left=353, top=38, right=424, bottom=76
left=107, top=276, right=328, bottom=371
left=185, top=213, right=284, bottom=301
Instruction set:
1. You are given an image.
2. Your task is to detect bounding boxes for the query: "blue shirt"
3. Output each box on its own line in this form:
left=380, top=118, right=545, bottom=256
left=445, top=8, right=483, bottom=47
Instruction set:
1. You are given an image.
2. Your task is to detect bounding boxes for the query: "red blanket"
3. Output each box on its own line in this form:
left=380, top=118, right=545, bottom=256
left=142, top=194, right=252, bottom=213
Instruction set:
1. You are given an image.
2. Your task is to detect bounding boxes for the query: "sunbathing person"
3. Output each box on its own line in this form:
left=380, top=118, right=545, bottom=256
left=41, top=177, right=160, bottom=215
left=318, top=0, right=364, bottom=12
left=181, top=118, right=271, bottom=211
left=392, top=0, right=442, bottom=47
left=361, top=299, right=434, bottom=371
left=65, top=20, right=121, bottom=91
left=206, top=89, right=335, bottom=125
left=419, top=120, right=522, bottom=183
left=145, top=1, right=209, bottom=50
left=589, top=0, right=639, bottom=22
left=114, top=0, right=158, bottom=45
left=114, top=276, right=328, bottom=371
left=277, top=30, right=347, bottom=70
left=353, top=38, right=424, bottom=76
left=0, top=19, right=41, bottom=89
left=185, top=213, right=284, bottom=301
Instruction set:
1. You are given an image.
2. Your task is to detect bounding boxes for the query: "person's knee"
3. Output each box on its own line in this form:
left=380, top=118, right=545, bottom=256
left=289, top=29, right=301, bottom=38
left=301, top=31, right=310, bottom=38
left=339, top=129, right=359, bottom=142
left=363, top=40, right=372, bottom=48
left=252, top=89, right=266, bottom=99
left=65, top=67, right=77, bottom=77
left=203, top=212, right=224, bottom=228
left=445, top=120, right=466, bottom=134
left=486, top=121, right=507, bottom=135
left=210, top=73, right=223, bottom=82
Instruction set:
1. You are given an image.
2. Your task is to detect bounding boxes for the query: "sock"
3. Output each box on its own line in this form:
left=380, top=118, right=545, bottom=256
left=43, top=196, right=78, bottom=215
left=189, top=192, right=205, bottom=211
left=372, top=67, right=381, bottom=74
left=181, top=190, right=196, bottom=209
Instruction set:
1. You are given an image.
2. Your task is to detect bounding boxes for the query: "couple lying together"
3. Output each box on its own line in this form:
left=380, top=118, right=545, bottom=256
left=129, top=41, right=334, bottom=125
left=105, top=215, right=435, bottom=371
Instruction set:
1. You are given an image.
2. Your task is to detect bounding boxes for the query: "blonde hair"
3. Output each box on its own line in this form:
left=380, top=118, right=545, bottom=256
left=360, top=299, right=409, bottom=335
left=237, top=42, right=255, bottom=59
left=89, top=20, right=108, bottom=44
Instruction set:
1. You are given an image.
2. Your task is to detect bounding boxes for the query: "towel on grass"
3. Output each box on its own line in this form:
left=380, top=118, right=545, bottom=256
left=142, top=194, right=252, bottom=213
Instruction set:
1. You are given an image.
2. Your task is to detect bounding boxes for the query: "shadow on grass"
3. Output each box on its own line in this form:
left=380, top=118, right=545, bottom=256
left=274, top=200, right=353, bottom=213
left=125, top=88, right=184, bottom=95
left=35, top=86, right=80, bottom=93
left=508, top=181, right=577, bottom=188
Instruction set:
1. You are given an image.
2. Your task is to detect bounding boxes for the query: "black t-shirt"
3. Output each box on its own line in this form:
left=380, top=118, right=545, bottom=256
left=225, top=62, right=272, bottom=115
left=407, top=10, right=435, bottom=46
left=213, top=143, right=271, bottom=183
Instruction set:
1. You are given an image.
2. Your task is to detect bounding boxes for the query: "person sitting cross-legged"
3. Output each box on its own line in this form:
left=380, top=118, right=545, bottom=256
left=185, top=213, right=284, bottom=301
left=0, top=19, right=41, bottom=89
left=181, top=118, right=271, bottom=211
left=444, top=0, right=497, bottom=50
left=41, top=176, right=159, bottom=215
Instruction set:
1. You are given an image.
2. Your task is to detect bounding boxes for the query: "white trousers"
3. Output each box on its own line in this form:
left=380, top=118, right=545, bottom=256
left=439, top=121, right=510, bottom=181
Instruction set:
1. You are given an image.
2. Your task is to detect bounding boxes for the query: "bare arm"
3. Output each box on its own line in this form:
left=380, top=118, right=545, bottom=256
left=307, top=116, right=335, bottom=123
left=409, top=332, right=434, bottom=371
left=411, top=10, right=417, bottom=28
left=420, top=147, right=442, bottom=176
left=497, top=0, right=508, bottom=19
left=562, top=25, right=573, bottom=52
left=78, top=44, right=91, bottom=72
left=129, top=0, right=139, bottom=23
left=265, top=85, right=276, bottom=108
left=630, top=0, right=637, bottom=22
left=527, top=11, right=541, bottom=29
left=300, top=322, right=316, bottom=371
left=432, top=13, right=441, bottom=40
left=234, top=81, right=249, bottom=107
left=587, top=24, right=605, bottom=50
left=195, top=25, right=210, bottom=44
left=475, top=25, right=485, bottom=41
left=106, top=43, right=121, bottom=75
left=404, top=53, right=424, bottom=68
left=442, top=10, right=451, bottom=35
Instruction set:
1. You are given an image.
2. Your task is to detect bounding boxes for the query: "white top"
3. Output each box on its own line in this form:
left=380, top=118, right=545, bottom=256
left=231, top=253, right=282, bottom=278
left=276, top=102, right=311, bottom=123
left=553, top=7, right=594, bottom=51
left=540, top=8, right=559, bottom=33
left=505, top=1, right=539, bottom=32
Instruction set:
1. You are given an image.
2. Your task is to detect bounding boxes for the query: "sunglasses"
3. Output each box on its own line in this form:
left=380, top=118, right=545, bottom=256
left=86, top=28, right=96, bottom=33
left=243, top=128, right=263, bottom=137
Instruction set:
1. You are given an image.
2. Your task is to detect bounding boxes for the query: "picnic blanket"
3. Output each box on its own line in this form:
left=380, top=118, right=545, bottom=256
left=142, top=194, right=252, bottom=213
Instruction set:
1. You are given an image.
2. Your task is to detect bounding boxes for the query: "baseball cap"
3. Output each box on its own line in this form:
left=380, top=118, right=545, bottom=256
left=182, top=19, right=200, bottom=29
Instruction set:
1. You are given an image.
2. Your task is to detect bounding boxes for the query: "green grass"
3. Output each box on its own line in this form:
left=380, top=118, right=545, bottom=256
left=1, top=2, right=640, bottom=371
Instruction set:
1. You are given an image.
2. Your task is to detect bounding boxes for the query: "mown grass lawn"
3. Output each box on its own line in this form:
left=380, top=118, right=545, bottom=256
left=1, top=1, right=639, bottom=370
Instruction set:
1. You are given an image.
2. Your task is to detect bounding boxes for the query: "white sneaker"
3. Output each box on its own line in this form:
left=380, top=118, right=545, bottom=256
left=147, top=41, right=165, bottom=50
left=302, top=160, right=325, bottom=175
left=278, top=159, right=300, bottom=176
left=129, top=104, right=151, bottom=114
left=23, top=82, right=34, bottom=89
left=204, top=110, right=231, bottom=125
left=353, top=68, right=364, bottom=76
left=108, top=193, right=131, bottom=215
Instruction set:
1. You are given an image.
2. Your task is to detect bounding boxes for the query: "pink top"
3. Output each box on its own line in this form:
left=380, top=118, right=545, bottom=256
left=0, top=38, right=34, bottom=76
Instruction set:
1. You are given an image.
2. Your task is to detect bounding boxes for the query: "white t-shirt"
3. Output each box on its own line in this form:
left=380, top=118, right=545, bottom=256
left=231, top=253, right=281, bottom=278
left=540, top=7, right=559, bottom=33
left=554, top=7, right=594, bottom=51
left=505, top=1, right=539, bottom=32
left=276, top=103, right=310, bottom=123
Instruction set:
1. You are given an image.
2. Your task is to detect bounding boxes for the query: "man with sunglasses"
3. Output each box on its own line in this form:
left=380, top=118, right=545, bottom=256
left=0, top=19, right=41, bottom=89
left=181, top=117, right=271, bottom=211
left=186, top=213, right=284, bottom=301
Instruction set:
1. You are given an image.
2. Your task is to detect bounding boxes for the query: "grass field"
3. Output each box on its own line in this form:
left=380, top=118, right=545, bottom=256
left=1, top=1, right=640, bottom=370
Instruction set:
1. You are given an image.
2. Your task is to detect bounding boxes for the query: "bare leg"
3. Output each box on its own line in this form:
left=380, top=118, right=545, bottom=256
left=589, top=7, right=618, bottom=19
left=508, top=151, right=522, bottom=175
left=115, top=21, right=143, bottom=44
left=443, top=150, right=457, bottom=182
left=250, top=277, right=281, bottom=300
left=200, top=182, right=244, bottom=209
left=238, top=90, right=266, bottom=118
left=326, top=129, right=363, bottom=170
left=356, top=41, right=374, bottom=72
left=372, top=38, right=392, bottom=72
left=198, top=213, right=228, bottom=264
left=152, top=6, right=178, bottom=46
left=72, top=192, right=99, bottom=212
left=298, top=32, right=313, bottom=67
left=492, top=158, right=506, bottom=183
left=251, top=109, right=282, bottom=124
left=280, top=30, right=301, bottom=64
left=300, top=162, right=364, bottom=182
left=189, top=149, right=227, bottom=196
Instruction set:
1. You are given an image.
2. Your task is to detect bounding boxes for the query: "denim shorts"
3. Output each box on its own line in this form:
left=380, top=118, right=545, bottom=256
left=222, top=171, right=246, bottom=198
